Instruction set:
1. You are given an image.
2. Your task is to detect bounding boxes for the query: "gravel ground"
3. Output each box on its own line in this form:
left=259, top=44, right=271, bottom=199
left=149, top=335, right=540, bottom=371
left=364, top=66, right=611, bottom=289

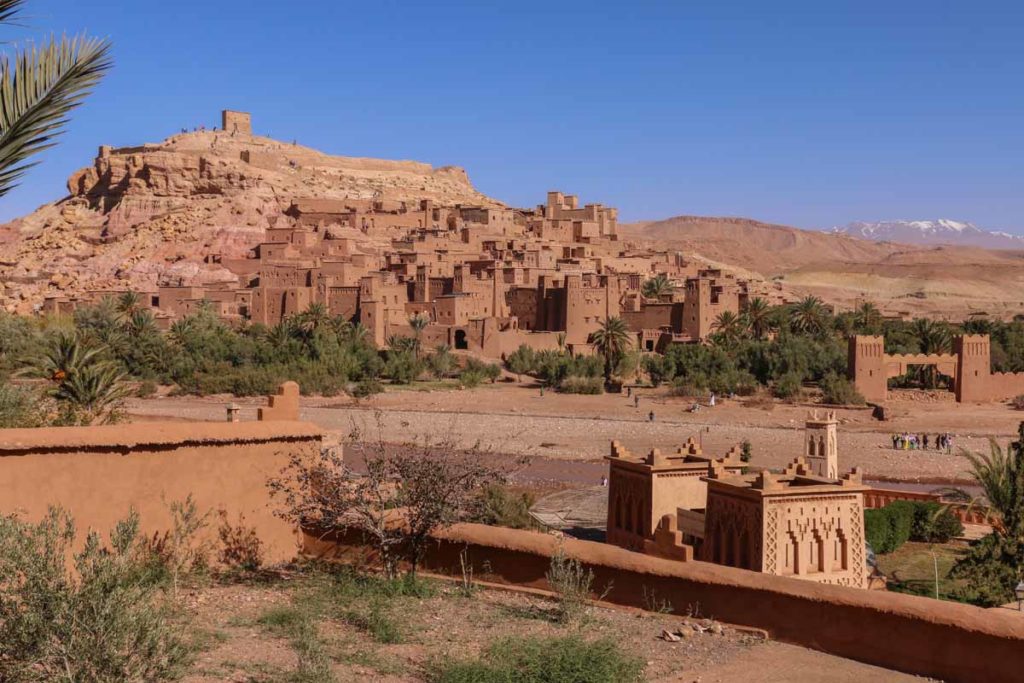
left=129, top=383, right=1024, bottom=485
left=180, top=578, right=925, bottom=683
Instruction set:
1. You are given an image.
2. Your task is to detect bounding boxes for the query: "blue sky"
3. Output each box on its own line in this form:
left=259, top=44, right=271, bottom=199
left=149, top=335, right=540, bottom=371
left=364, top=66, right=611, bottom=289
left=2, top=1, right=1023, bottom=231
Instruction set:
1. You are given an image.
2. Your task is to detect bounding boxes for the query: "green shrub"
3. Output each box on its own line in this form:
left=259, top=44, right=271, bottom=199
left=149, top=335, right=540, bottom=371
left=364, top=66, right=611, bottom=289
left=470, top=485, right=537, bottom=530
left=819, top=372, right=865, bottom=406
left=865, top=500, right=958, bottom=554
left=0, top=384, right=48, bottom=428
left=351, top=378, right=384, bottom=398
left=135, top=379, right=158, bottom=398
left=950, top=534, right=1021, bottom=607
left=464, top=358, right=502, bottom=383
left=910, top=502, right=964, bottom=543
left=557, top=376, right=604, bottom=395
left=506, top=345, right=538, bottom=379
left=864, top=508, right=893, bottom=554
left=428, top=345, right=456, bottom=379
left=0, top=508, right=191, bottom=681
left=772, top=371, right=804, bottom=400
left=885, top=501, right=915, bottom=550
left=433, top=635, right=644, bottom=683
left=546, top=550, right=598, bottom=625
left=641, top=354, right=673, bottom=387
left=385, top=351, right=423, bottom=384
left=459, top=369, right=486, bottom=388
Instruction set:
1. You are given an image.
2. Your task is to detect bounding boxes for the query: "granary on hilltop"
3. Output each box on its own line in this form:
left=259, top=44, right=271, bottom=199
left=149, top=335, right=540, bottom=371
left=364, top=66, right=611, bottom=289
left=41, top=110, right=785, bottom=359
left=606, top=413, right=869, bottom=589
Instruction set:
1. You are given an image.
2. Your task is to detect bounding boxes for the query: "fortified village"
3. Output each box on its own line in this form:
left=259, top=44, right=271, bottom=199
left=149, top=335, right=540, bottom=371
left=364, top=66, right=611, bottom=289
left=33, top=110, right=786, bottom=355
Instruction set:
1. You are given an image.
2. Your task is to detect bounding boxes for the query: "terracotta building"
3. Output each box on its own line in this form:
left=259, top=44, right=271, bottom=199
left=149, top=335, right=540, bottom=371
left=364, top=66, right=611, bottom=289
left=606, top=414, right=869, bottom=588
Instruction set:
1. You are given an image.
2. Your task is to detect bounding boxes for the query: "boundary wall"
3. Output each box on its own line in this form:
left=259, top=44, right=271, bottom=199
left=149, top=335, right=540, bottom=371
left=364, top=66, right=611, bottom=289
left=305, top=522, right=1024, bottom=683
left=849, top=334, right=1024, bottom=403
left=864, top=487, right=991, bottom=525
left=0, top=421, right=321, bottom=563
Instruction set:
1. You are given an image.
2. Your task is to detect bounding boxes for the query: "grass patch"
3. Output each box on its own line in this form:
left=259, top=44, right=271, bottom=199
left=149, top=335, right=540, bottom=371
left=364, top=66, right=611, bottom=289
left=385, top=380, right=464, bottom=392
left=256, top=605, right=333, bottom=682
left=431, top=635, right=644, bottom=683
left=877, top=541, right=971, bottom=600
left=336, top=646, right=408, bottom=676
left=342, top=598, right=404, bottom=644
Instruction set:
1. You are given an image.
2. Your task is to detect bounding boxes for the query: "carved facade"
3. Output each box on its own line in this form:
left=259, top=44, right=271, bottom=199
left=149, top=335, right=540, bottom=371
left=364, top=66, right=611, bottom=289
left=605, top=419, right=869, bottom=589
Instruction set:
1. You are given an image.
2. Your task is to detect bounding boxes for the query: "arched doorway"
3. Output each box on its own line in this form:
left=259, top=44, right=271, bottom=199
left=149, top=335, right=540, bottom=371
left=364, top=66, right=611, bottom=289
left=454, top=329, right=468, bottom=350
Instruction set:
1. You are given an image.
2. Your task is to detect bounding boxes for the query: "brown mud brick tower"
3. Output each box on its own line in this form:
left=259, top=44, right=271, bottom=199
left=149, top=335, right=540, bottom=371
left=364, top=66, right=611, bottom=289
left=222, top=110, right=252, bottom=135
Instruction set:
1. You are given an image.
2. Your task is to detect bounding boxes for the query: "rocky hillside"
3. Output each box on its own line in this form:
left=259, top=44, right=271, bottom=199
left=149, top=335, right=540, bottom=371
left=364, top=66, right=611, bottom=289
left=0, top=131, right=498, bottom=313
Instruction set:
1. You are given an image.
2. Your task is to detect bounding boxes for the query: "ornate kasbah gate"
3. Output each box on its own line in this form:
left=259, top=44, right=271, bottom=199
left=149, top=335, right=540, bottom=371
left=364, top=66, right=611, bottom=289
left=847, top=334, right=1024, bottom=403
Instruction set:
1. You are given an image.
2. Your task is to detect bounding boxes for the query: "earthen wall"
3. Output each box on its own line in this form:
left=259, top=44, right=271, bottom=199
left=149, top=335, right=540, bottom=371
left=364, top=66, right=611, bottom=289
left=305, top=523, right=1024, bottom=683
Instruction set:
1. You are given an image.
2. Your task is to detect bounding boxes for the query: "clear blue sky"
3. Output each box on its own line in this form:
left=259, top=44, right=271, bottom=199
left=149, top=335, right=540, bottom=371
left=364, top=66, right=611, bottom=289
left=3, top=0, right=1023, bottom=231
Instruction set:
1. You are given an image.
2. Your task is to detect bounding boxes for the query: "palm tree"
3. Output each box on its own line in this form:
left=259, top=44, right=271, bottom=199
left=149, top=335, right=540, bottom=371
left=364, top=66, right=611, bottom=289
left=712, top=310, right=743, bottom=345
left=408, top=313, right=430, bottom=359
left=789, top=296, right=827, bottom=336
left=23, top=331, right=127, bottom=422
left=1, top=0, right=113, bottom=197
left=854, top=302, right=882, bottom=332
left=912, top=318, right=952, bottom=388
left=590, top=316, right=633, bottom=386
left=296, top=302, right=329, bottom=336
left=116, top=291, right=143, bottom=318
left=346, top=322, right=370, bottom=346
left=53, top=361, right=129, bottom=420
left=22, top=330, right=102, bottom=382
left=743, top=297, right=772, bottom=340
left=642, top=273, right=673, bottom=300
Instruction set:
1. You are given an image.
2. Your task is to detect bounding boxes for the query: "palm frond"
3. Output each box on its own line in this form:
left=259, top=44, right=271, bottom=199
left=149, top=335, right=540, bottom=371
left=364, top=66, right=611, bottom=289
left=0, top=33, right=112, bottom=196
left=0, top=0, right=26, bottom=25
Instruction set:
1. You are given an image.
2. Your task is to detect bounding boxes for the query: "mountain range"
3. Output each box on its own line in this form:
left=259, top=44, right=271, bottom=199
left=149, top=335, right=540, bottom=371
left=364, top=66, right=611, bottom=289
left=832, top=220, right=1024, bottom=250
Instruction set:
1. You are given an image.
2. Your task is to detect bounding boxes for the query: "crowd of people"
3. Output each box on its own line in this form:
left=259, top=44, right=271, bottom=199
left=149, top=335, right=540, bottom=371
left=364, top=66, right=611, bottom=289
left=891, top=432, right=954, bottom=453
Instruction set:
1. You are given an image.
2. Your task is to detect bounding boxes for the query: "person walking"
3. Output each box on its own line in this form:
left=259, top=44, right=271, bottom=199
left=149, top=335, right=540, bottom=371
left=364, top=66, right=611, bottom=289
left=634, top=395, right=640, bottom=409
left=923, top=434, right=929, bottom=449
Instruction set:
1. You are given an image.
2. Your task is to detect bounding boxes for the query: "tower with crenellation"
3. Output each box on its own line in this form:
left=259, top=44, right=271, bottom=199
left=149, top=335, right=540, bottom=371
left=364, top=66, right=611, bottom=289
left=804, top=409, right=838, bottom=479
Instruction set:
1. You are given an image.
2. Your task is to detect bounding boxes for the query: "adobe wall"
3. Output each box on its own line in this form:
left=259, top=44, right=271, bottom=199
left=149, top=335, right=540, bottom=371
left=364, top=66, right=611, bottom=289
left=306, top=522, right=1024, bottom=682
left=851, top=334, right=1024, bottom=403
left=0, top=421, right=322, bottom=564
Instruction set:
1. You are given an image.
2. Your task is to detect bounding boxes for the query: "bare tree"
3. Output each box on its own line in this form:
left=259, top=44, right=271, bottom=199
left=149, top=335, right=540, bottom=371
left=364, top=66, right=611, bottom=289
left=269, top=413, right=518, bottom=577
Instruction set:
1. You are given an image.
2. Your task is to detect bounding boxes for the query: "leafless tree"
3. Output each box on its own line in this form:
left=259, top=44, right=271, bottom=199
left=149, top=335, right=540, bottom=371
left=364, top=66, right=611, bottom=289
left=268, top=413, right=521, bottom=577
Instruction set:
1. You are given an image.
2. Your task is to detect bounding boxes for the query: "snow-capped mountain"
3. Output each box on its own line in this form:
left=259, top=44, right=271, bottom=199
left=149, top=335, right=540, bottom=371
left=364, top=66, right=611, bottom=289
left=833, top=220, right=1024, bottom=249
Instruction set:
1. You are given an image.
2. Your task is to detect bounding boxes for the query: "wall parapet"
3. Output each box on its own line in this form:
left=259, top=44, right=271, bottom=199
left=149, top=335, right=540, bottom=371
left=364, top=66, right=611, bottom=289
left=306, top=522, right=1024, bottom=682
left=0, top=420, right=322, bottom=456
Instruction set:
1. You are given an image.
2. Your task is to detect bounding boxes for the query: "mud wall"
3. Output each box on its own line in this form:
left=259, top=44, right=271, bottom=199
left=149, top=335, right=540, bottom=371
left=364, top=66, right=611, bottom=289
left=0, top=421, right=322, bottom=563
left=306, top=522, right=1024, bottom=683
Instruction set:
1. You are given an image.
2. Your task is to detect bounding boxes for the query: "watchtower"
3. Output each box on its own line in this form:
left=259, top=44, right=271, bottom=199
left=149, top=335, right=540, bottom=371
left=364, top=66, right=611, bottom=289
left=804, top=410, right=838, bottom=479
left=954, top=335, right=991, bottom=402
left=848, top=335, right=886, bottom=402
left=222, top=110, right=252, bottom=136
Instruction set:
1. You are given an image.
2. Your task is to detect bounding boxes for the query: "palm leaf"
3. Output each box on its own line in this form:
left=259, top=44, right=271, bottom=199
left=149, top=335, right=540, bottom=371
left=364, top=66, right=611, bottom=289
left=0, top=0, right=26, bottom=26
left=0, top=33, right=112, bottom=196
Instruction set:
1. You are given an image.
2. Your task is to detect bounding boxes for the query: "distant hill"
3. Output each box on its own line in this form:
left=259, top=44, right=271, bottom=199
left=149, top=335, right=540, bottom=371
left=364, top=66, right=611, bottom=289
left=833, top=219, right=1024, bottom=250
left=621, top=215, right=1024, bottom=320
